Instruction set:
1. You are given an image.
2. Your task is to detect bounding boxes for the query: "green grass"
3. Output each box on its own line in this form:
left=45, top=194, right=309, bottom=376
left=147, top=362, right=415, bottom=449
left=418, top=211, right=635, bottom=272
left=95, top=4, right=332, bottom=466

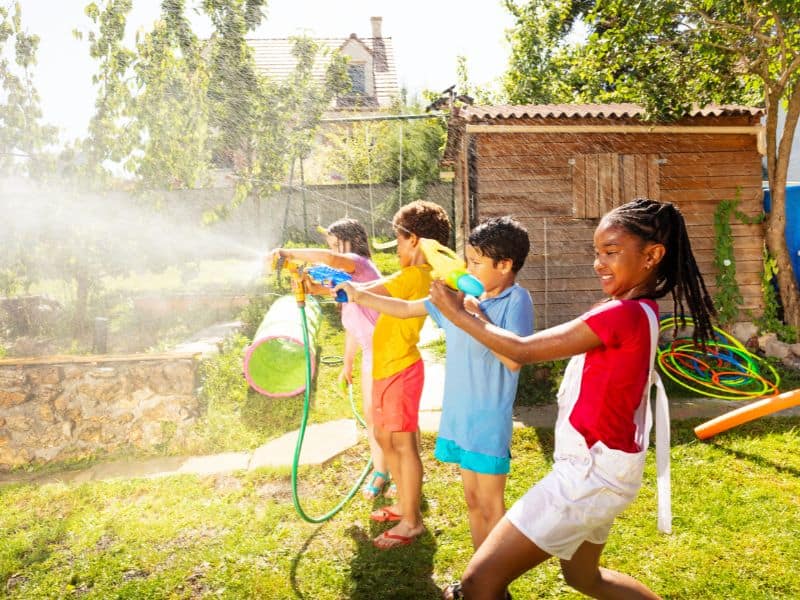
left=3, top=421, right=800, bottom=598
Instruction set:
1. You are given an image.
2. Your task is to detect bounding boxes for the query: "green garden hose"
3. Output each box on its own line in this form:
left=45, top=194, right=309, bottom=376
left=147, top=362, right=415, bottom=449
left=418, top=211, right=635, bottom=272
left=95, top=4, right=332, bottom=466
left=291, top=303, right=372, bottom=523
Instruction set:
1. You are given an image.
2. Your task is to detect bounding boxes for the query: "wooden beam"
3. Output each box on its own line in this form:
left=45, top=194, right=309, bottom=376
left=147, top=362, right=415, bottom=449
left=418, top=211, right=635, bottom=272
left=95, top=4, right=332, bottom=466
left=466, top=124, right=766, bottom=156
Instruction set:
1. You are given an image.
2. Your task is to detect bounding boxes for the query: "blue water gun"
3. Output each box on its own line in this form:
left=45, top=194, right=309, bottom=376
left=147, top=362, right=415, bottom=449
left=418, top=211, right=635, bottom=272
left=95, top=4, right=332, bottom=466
left=306, top=264, right=352, bottom=302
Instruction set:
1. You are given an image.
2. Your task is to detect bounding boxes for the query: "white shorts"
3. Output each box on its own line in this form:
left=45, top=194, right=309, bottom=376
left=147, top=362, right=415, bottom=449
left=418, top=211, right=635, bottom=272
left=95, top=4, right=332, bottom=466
left=506, top=442, right=644, bottom=560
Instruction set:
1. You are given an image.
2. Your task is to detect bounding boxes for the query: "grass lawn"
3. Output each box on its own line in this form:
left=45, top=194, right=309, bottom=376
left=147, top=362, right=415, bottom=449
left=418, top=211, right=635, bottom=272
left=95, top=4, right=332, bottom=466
left=2, top=420, right=800, bottom=599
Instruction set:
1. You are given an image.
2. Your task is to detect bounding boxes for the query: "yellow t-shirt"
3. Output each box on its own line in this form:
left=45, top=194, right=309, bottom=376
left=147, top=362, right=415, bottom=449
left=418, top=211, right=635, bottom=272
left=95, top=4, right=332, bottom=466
left=372, top=264, right=432, bottom=380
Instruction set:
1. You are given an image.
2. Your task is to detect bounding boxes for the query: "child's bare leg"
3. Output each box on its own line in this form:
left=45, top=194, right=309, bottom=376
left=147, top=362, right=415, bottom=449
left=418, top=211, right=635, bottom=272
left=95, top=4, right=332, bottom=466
left=375, top=425, right=401, bottom=509
left=393, top=431, right=422, bottom=524
left=374, top=430, right=424, bottom=548
left=362, top=375, right=387, bottom=476
left=460, top=469, right=506, bottom=550
left=560, top=542, right=661, bottom=600
left=455, top=516, right=550, bottom=600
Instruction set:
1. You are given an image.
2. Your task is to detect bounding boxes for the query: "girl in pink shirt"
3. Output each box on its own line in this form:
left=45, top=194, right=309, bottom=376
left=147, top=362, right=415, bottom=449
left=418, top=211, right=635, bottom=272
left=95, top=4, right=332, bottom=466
left=270, top=218, right=392, bottom=500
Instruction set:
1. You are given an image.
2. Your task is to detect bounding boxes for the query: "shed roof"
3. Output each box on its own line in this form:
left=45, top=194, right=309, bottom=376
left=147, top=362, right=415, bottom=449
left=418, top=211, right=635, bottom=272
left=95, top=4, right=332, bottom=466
left=457, top=103, right=764, bottom=122
left=443, top=102, right=765, bottom=165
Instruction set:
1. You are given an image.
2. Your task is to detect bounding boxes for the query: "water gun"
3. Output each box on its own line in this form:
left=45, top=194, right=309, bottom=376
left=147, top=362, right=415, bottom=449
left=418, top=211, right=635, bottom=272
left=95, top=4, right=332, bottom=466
left=305, top=264, right=352, bottom=302
left=272, top=255, right=352, bottom=302
left=418, top=238, right=484, bottom=296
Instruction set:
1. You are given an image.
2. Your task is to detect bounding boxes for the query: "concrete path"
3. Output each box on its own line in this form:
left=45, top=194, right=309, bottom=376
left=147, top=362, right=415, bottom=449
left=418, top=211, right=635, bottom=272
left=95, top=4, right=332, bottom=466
left=3, top=317, right=799, bottom=487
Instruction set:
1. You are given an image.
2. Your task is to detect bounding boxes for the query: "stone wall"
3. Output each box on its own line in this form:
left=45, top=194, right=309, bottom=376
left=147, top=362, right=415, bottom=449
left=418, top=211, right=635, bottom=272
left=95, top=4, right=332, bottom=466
left=0, top=353, right=200, bottom=470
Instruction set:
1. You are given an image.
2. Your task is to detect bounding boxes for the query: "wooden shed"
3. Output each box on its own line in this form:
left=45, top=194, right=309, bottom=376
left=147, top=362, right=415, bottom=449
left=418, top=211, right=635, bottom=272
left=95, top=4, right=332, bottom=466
left=443, top=103, right=766, bottom=328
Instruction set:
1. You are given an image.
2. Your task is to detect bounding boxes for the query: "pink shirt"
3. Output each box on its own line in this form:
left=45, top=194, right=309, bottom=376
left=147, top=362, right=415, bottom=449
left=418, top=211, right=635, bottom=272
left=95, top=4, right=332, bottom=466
left=341, top=254, right=380, bottom=350
left=570, top=299, right=658, bottom=453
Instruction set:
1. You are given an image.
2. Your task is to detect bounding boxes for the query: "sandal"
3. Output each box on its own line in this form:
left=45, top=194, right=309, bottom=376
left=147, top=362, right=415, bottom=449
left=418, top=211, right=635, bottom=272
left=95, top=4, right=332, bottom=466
left=442, top=582, right=463, bottom=599
left=362, top=470, right=388, bottom=500
left=442, top=581, right=511, bottom=599
left=369, top=506, right=402, bottom=522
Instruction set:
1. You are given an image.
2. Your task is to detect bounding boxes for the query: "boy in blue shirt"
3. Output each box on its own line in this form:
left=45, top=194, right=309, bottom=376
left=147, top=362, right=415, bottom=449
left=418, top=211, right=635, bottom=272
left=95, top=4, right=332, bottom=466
left=337, top=216, right=534, bottom=557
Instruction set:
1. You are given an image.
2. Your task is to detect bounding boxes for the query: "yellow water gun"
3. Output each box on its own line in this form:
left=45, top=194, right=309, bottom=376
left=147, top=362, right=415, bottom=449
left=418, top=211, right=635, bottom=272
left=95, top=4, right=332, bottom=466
left=418, top=238, right=484, bottom=297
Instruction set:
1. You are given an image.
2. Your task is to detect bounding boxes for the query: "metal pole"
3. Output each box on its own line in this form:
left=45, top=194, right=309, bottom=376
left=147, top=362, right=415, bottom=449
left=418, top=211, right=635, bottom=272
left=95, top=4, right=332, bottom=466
left=93, top=317, right=108, bottom=354
left=366, top=124, right=375, bottom=239
left=320, top=112, right=446, bottom=123
left=398, top=121, right=403, bottom=210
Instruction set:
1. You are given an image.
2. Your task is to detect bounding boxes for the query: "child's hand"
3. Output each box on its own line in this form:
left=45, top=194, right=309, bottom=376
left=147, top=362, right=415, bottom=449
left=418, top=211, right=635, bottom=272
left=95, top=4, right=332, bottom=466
left=463, top=295, right=481, bottom=315
left=338, top=367, right=352, bottom=393
left=334, top=281, right=358, bottom=303
left=430, top=280, right=466, bottom=321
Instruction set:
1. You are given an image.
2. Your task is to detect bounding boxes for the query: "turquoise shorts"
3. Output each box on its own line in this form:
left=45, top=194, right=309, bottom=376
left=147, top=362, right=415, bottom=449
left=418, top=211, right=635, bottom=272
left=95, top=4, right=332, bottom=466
left=434, top=437, right=510, bottom=475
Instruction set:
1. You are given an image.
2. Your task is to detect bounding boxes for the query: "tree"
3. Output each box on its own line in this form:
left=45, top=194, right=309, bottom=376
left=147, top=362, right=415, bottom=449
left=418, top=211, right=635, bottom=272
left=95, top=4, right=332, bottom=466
left=202, top=0, right=265, bottom=172
left=129, top=2, right=211, bottom=191
left=504, top=0, right=800, bottom=329
left=200, top=0, right=349, bottom=227
left=70, top=0, right=137, bottom=189
left=503, top=0, right=593, bottom=104
left=0, top=1, right=56, bottom=178
left=322, top=108, right=446, bottom=218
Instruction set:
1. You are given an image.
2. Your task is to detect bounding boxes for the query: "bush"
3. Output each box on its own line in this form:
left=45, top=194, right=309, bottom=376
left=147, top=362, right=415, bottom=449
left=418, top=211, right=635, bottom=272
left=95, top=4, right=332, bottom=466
left=515, top=360, right=567, bottom=406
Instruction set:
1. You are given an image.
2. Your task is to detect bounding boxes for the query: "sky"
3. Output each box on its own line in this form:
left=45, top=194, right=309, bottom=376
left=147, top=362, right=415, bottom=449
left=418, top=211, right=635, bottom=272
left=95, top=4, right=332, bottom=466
left=18, top=0, right=515, bottom=145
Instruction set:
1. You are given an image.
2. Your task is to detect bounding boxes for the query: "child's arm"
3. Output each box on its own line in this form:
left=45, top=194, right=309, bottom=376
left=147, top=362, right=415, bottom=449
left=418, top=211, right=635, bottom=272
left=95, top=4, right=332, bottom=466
left=336, top=281, right=427, bottom=318
left=340, top=330, right=357, bottom=387
left=269, top=247, right=357, bottom=272
left=429, top=281, right=602, bottom=364
left=354, top=278, right=391, bottom=296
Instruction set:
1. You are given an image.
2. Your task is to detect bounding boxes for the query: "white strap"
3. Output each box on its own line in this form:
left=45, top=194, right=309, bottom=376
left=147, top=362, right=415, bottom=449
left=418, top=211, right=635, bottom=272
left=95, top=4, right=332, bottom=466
left=640, top=302, right=672, bottom=534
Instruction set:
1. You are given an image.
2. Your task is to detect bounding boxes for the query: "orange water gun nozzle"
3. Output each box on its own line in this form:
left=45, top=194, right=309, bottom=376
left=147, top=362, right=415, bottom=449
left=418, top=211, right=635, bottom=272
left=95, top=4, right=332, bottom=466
left=272, top=254, right=307, bottom=306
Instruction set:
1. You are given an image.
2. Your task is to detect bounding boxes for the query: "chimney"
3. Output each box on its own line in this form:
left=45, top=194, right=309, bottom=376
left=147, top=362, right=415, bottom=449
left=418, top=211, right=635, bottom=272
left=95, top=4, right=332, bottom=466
left=371, top=16, right=383, bottom=39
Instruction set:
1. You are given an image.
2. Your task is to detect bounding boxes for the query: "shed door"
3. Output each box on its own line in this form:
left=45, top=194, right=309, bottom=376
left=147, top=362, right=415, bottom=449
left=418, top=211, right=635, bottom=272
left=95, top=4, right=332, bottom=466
left=572, top=153, right=660, bottom=218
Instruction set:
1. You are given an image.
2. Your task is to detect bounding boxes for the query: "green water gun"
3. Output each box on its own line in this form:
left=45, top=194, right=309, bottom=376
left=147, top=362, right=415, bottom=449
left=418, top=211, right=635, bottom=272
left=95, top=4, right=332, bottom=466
left=418, top=238, right=484, bottom=297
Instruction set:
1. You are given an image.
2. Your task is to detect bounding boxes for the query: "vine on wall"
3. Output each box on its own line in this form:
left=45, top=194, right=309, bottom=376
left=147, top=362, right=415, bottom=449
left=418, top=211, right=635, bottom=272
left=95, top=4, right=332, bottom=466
left=712, top=194, right=764, bottom=327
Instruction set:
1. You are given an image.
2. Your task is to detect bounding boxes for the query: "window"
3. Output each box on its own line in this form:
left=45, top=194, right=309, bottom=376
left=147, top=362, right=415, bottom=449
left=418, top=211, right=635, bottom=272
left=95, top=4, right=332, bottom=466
left=347, top=63, right=366, bottom=95
left=571, top=153, right=660, bottom=218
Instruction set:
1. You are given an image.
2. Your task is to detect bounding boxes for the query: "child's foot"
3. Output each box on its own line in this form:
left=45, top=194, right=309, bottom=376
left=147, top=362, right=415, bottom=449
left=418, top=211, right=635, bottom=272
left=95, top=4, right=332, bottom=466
left=442, top=582, right=510, bottom=599
left=372, top=522, right=424, bottom=550
left=361, top=470, right=388, bottom=500
left=442, top=582, right=463, bottom=599
left=383, top=481, right=398, bottom=499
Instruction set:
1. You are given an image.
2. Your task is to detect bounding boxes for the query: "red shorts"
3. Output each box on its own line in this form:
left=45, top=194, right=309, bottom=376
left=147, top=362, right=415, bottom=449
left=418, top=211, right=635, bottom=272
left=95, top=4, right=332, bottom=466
left=372, top=360, right=424, bottom=432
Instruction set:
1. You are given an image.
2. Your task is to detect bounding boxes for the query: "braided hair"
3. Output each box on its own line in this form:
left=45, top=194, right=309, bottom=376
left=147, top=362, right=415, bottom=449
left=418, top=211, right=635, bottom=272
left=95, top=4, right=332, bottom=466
left=602, top=198, right=716, bottom=345
left=326, top=218, right=371, bottom=258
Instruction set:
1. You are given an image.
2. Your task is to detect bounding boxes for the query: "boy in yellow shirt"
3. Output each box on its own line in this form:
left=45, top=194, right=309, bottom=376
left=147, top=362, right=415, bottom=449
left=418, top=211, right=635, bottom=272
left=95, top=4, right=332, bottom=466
left=357, top=200, right=450, bottom=549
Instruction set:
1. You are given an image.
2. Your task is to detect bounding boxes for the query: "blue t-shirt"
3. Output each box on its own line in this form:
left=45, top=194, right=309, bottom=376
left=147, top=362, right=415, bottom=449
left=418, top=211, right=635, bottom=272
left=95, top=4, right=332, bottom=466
left=424, top=283, right=534, bottom=458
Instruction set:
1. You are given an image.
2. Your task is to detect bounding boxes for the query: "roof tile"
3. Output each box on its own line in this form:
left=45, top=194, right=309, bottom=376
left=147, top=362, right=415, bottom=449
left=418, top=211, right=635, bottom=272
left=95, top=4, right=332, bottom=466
left=459, top=103, right=764, bottom=121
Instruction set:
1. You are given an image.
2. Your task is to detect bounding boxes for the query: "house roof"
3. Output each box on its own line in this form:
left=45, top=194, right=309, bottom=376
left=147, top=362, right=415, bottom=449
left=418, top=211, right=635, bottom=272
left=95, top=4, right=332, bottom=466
left=248, top=35, right=399, bottom=107
left=456, top=103, right=765, bottom=122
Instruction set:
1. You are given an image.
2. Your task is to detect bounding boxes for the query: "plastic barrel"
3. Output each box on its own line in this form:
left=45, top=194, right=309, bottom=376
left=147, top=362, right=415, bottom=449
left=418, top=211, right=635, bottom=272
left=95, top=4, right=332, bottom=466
left=763, top=185, right=800, bottom=288
left=243, top=295, right=322, bottom=397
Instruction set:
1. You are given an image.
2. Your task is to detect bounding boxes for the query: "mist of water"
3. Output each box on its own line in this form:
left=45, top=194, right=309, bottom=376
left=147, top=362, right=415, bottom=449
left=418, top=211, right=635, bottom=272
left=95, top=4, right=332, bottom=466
left=1, top=177, right=275, bottom=293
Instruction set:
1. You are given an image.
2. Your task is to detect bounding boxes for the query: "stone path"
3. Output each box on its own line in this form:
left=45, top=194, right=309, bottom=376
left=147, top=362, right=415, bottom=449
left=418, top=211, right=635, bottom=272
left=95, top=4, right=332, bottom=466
left=3, top=317, right=799, bottom=487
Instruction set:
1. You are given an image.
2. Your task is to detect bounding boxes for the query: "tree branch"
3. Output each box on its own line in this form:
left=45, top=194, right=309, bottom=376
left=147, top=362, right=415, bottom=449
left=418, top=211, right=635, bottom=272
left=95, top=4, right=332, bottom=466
left=777, top=53, right=800, bottom=92
left=772, top=9, right=786, bottom=71
left=693, top=9, right=774, bottom=45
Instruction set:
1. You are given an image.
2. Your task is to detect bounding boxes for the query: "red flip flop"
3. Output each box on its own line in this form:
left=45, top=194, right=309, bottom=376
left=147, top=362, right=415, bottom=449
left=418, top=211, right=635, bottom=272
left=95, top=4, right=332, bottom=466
left=372, top=530, right=419, bottom=549
left=369, top=507, right=402, bottom=522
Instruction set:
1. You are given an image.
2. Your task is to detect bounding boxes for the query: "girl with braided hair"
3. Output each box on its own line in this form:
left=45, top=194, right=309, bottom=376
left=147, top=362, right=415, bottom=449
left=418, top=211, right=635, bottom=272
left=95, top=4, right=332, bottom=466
left=433, top=199, right=715, bottom=600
